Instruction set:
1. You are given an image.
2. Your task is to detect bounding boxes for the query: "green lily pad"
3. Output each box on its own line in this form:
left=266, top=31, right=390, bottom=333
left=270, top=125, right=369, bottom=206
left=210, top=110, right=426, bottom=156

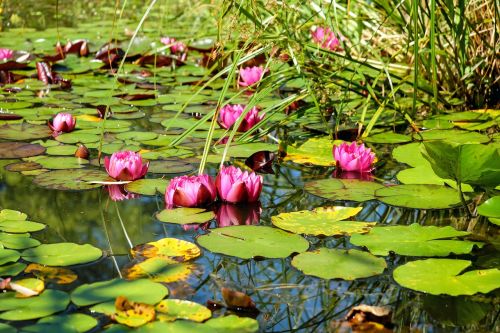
left=375, top=184, right=463, bottom=209
left=55, top=132, right=100, bottom=144
left=364, top=132, right=411, bottom=144
left=283, top=137, right=337, bottom=166
left=0, top=249, right=20, bottom=265
left=350, top=223, right=483, bottom=256
left=0, top=289, right=70, bottom=321
left=417, top=129, right=490, bottom=144
left=141, top=148, right=194, bottom=160
left=0, top=209, right=27, bottom=221
left=0, top=142, right=46, bottom=159
left=156, top=208, right=215, bottom=225
left=71, top=278, right=169, bottom=306
left=33, top=169, right=110, bottom=190
left=0, top=124, right=51, bottom=141
left=22, top=313, right=98, bottom=333
left=478, top=196, right=500, bottom=218
left=0, top=233, right=40, bottom=249
left=125, top=179, right=169, bottom=196
left=0, top=220, right=46, bottom=233
left=392, top=142, right=428, bottom=167
left=291, top=248, right=386, bottom=280
left=393, top=259, right=500, bottom=296
left=32, top=156, right=87, bottom=170
left=0, top=323, right=16, bottom=333
left=45, top=144, right=79, bottom=156
left=148, top=160, right=194, bottom=174
left=197, top=226, right=309, bottom=259
left=271, top=206, right=374, bottom=236
left=156, top=299, right=211, bottom=322
left=305, top=178, right=384, bottom=202
left=21, top=243, right=102, bottom=266
left=0, top=262, right=26, bottom=277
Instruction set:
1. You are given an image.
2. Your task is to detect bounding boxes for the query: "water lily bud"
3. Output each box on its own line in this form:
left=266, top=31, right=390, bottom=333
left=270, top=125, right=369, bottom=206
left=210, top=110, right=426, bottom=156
left=218, top=104, right=264, bottom=132
left=238, top=66, right=265, bottom=87
left=74, top=144, right=90, bottom=159
left=311, top=26, right=341, bottom=51
left=48, top=112, right=76, bottom=133
left=104, top=151, right=149, bottom=181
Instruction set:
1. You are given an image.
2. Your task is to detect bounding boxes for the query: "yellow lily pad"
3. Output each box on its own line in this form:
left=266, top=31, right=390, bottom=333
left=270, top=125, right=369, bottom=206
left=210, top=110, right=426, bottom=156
left=113, top=296, right=156, bottom=327
left=124, top=258, right=194, bottom=283
left=156, top=299, right=211, bottom=322
left=24, top=263, right=78, bottom=285
left=131, top=238, right=201, bottom=262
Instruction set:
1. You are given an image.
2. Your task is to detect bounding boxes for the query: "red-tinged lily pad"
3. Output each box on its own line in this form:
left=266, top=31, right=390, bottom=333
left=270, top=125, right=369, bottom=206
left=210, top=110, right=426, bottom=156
left=5, top=161, right=42, bottom=172
left=0, top=142, right=46, bottom=159
left=33, top=169, right=111, bottom=191
left=0, top=113, right=23, bottom=121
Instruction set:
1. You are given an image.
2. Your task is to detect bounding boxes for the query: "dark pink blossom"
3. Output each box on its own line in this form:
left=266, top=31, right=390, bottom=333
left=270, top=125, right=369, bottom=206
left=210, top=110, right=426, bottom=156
left=238, top=66, right=265, bottom=87
left=311, top=27, right=341, bottom=51
left=0, top=48, right=14, bottom=60
left=216, top=166, right=263, bottom=203
left=165, top=174, right=217, bottom=208
left=215, top=203, right=261, bottom=227
left=333, top=142, right=375, bottom=173
left=219, top=104, right=264, bottom=132
left=104, top=151, right=149, bottom=181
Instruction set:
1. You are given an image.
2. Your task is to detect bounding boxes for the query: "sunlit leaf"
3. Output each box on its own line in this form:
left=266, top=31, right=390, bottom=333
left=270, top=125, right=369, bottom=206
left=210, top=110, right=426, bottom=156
left=156, top=208, right=215, bottom=225
left=21, top=243, right=102, bottom=266
left=25, top=264, right=78, bottom=285
left=113, top=296, right=156, bottom=328
left=124, top=258, right=194, bottom=283
left=131, top=238, right=201, bottom=262
left=156, top=299, right=211, bottom=322
left=0, top=289, right=70, bottom=321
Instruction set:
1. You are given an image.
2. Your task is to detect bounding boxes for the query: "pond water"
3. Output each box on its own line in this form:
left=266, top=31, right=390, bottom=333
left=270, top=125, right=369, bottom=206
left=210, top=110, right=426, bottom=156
left=0, top=1, right=499, bottom=333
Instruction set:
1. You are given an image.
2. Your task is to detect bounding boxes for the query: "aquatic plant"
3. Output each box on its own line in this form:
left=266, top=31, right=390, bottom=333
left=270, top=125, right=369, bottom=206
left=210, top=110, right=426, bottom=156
left=160, top=36, right=187, bottom=61
left=165, top=174, right=217, bottom=208
left=216, top=166, right=263, bottom=203
left=0, top=48, right=13, bottom=60
left=333, top=142, right=375, bottom=173
left=104, top=151, right=149, bottom=181
left=48, top=112, right=76, bottom=134
left=310, top=26, right=340, bottom=51
left=106, top=185, right=138, bottom=202
left=219, top=104, right=264, bottom=132
left=238, top=66, right=265, bottom=87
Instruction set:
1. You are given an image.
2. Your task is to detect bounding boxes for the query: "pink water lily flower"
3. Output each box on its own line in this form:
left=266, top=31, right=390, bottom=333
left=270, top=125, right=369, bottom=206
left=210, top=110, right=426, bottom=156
left=107, top=185, right=139, bottom=201
left=160, top=36, right=187, bottom=61
left=311, top=27, right=340, bottom=51
left=216, top=203, right=261, bottom=227
left=0, top=48, right=14, bottom=60
left=48, top=112, right=76, bottom=133
left=104, top=151, right=149, bottom=181
left=219, top=104, right=264, bottom=132
left=216, top=166, right=263, bottom=203
left=238, top=66, right=265, bottom=87
left=165, top=174, right=217, bottom=208
left=333, top=142, right=375, bottom=173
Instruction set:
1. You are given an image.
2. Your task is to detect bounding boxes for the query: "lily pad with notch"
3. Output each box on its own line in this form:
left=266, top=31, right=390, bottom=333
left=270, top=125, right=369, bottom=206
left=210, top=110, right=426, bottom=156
left=21, top=243, right=102, bottom=266
left=350, top=223, right=483, bottom=256
left=291, top=248, right=386, bottom=280
left=131, top=238, right=201, bottom=262
left=0, top=289, right=70, bottom=321
left=125, top=179, right=169, bottom=196
left=375, top=184, right=463, bottom=209
left=33, top=169, right=110, bottom=190
left=197, top=225, right=309, bottom=259
left=305, top=178, right=384, bottom=202
left=0, top=142, right=46, bottom=159
left=156, top=208, right=215, bottom=225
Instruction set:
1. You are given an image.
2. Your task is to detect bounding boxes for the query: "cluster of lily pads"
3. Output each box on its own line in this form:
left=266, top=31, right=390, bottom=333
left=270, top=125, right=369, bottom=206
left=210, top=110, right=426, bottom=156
left=0, top=11, right=499, bottom=332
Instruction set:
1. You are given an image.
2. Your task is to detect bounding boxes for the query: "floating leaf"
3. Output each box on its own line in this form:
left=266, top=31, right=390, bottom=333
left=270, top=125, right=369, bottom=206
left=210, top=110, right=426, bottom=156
left=0, top=232, right=40, bottom=249
left=0, top=249, right=20, bottom=265
left=131, top=238, right=201, bottom=262
left=125, top=179, right=169, bottom=196
left=71, top=278, right=168, bottom=307
left=197, top=226, right=309, bottom=259
left=21, top=243, right=102, bottom=266
left=0, top=323, right=15, bottom=333
left=55, top=132, right=101, bottom=144
left=25, top=264, right=78, bottom=285
left=305, top=178, right=384, bottom=202
left=0, top=142, right=46, bottom=159
left=214, top=142, right=278, bottom=159
left=375, top=184, right=463, bottom=209
left=364, top=132, right=411, bottom=144
left=393, top=259, right=500, bottom=296
left=350, top=224, right=482, bottom=256
left=0, top=220, right=45, bottom=233
left=113, top=296, right=156, bottom=328
left=156, top=208, right=215, bottom=225
left=124, top=258, right=194, bottom=283
left=271, top=206, right=374, bottom=236
left=284, top=137, right=337, bottom=166
left=21, top=313, right=98, bottom=333
left=417, top=129, right=490, bottom=144
left=156, top=299, right=211, bottom=322
left=0, top=289, right=70, bottom=321
left=32, top=156, right=87, bottom=170
left=148, top=160, right=193, bottom=174
left=0, top=209, right=27, bottom=221
left=0, top=124, right=51, bottom=141
left=33, top=169, right=110, bottom=190
left=291, top=248, right=386, bottom=280
left=204, top=315, right=259, bottom=332
left=0, top=262, right=26, bottom=277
